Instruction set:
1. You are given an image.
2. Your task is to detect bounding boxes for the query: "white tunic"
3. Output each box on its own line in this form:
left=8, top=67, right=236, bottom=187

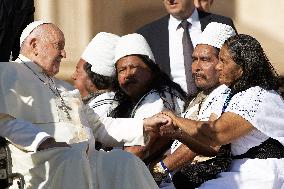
left=199, top=86, right=284, bottom=189
left=162, top=85, right=229, bottom=189
left=0, top=56, right=158, bottom=189
left=130, top=87, right=185, bottom=119
left=171, top=84, right=230, bottom=152
left=86, top=86, right=185, bottom=149
left=87, top=91, right=117, bottom=118
left=129, top=87, right=185, bottom=189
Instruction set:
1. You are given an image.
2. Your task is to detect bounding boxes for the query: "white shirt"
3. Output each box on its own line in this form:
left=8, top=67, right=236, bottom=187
left=171, top=85, right=230, bottom=152
left=223, top=86, right=284, bottom=155
left=199, top=87, right=284, bottom=189
left=168, top=8, right=202, bottom=92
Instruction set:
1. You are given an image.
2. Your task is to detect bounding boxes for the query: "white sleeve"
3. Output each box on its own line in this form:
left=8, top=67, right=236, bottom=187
left=95, top=117, right=145, bottom=147
left=226, top=88, right=284, bottom=146
left=225, top=87, right=265, bottom=126
left=81, top=105, right=146, bottom=147
left=0, top=118, right=51, bottom=152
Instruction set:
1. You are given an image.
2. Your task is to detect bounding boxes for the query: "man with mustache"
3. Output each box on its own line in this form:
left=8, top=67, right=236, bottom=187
left=149, top=22, right=236, bottom=188
left=137, top=0, right=235, bottom=96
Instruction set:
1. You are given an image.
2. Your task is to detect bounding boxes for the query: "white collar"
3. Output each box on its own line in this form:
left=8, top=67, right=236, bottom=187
left=169, top=8, right=200, bottom=30
left=16, top=54, right=43, bottom=73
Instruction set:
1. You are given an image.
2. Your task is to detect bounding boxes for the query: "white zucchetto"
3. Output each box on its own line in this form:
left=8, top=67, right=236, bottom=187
left=81, top=32, right=120, bottom=77
left=20, top=20, right=50, bottom=47
left=197, top=22, right=236, bottom=49
left=114, top=33, right=155, bottom=63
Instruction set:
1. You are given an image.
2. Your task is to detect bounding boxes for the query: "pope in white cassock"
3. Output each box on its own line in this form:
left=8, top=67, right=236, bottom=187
left=0, top=21, right=158, bottom=189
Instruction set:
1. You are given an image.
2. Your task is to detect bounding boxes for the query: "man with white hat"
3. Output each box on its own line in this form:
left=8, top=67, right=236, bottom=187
left=110, top=33, right=187, bottom=160
left=0, top=21, right=158, bottom=189
left=146, top=22, right=236, bottom=188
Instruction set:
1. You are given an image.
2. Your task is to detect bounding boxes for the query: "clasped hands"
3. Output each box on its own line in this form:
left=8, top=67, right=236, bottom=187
left=143, top=111, right=180, bottom=138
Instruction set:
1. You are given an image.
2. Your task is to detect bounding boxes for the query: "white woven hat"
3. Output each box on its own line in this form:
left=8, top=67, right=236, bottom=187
left=114, top=33, right=155, bottom=63
left=81, top=32, right=120, bottom=77
left=20, top=20, right=50, bottom=47
left=197, top=22, right=236, bottom=49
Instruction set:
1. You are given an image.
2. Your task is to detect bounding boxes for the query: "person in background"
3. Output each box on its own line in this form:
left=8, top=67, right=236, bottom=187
left=0, top=21, right=158, bottom=189
left=194, top=0, right=213, bottom=12
left=137, top=0, right=235, bottom=95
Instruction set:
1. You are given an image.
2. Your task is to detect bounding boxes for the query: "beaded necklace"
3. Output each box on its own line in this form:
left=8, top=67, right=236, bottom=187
left=221, top=92, right=233, bottom=113
left=19, top=57, right=72, bottom=120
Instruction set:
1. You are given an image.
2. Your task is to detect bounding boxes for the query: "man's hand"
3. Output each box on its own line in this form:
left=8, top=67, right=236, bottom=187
left=159, top=123, right=179, bottom=138
left=158, top=111, right=179, bottom=137
left=143, top=113, right=172, bottom=134
left=37, top=137, right=70, bottom=151
left=161, top=111, right=177, bottom=123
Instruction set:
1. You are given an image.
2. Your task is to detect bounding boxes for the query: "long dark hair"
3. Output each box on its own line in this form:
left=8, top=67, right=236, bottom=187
left=223, top=34, right=280, bottom=94
left=109, top=54, right=188, bottom=118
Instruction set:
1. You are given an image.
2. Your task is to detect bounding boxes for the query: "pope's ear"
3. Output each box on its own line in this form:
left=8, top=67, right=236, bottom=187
left=29, top=37, right=39, bottom=55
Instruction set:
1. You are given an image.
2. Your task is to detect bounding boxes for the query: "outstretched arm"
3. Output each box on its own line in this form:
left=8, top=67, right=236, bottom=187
left=162, top=111, right=254, bottom=147
left=143, top=112, right=217, bottom=156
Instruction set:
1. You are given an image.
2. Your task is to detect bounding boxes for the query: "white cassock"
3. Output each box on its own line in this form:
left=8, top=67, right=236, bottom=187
left=0, top=114, right=50, bottom=152
left=0, top=55, right=158, bottom=189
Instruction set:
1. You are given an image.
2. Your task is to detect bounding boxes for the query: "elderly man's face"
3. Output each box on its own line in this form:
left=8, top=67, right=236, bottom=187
left=216, top=45, right=243, bottom=86
left=163, top=0, right=195, bottom=20
left=192, top=44, right=219, bottom=92
left=116, top=55, right=153, bottom=100
left=72, top=59, right=94, bottom=97
left=35, top=26, right=66, bottom=76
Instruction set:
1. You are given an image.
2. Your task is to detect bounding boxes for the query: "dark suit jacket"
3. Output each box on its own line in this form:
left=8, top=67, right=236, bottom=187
left=136, top=10, right=236, bottom=77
